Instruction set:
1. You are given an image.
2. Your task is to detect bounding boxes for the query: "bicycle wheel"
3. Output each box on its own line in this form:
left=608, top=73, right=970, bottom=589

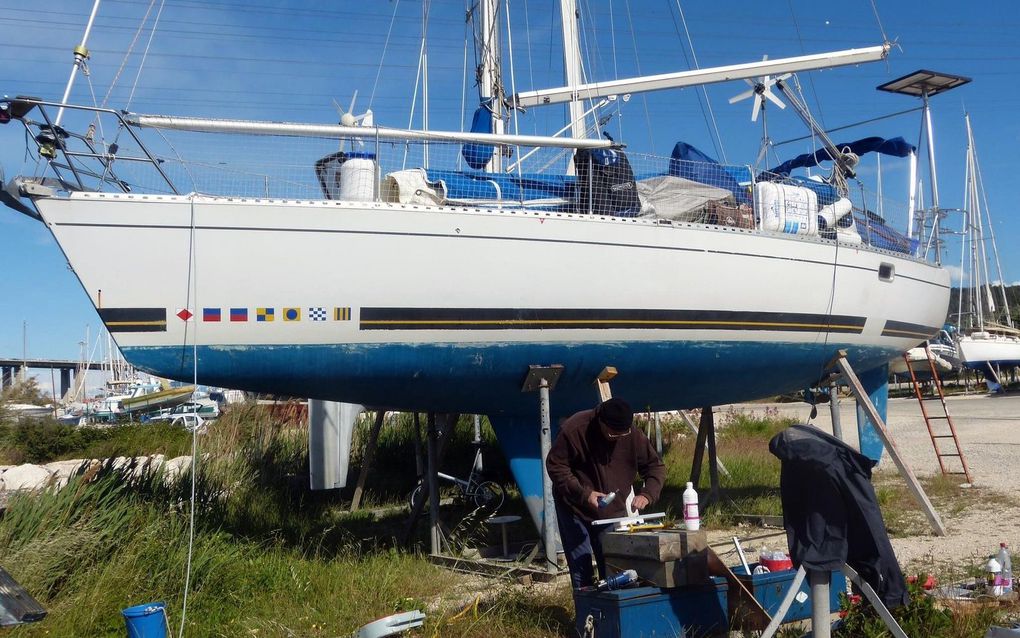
left=472, top=480, right=505, bottom=511
left=408, top=483, right=426, bottom=511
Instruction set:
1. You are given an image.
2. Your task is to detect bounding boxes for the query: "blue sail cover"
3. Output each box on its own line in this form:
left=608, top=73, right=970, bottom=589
left=668, top=142, right=752, bottom=205
left=427, top=169, right=575, bottom=204
left=461, top=99, right=496, bottom=170
left=768, top=136, right=915, bottom=176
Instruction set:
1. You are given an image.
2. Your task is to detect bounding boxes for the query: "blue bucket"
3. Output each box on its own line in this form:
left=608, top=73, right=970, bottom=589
left=122, top=602, right=168, bottom=638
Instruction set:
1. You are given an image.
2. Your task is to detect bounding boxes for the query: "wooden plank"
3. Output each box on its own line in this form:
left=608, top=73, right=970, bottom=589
left=427, top=554, right=560, bottom=583
left=679, top=410, right=730, bottom=477
left=705, top=407, right=721, bottom=506
left=689, top=408, right=710, bottom=490
left=350, top=410, right=385, bottom=511
left=602, top=529, right=708, bottom=561
left=835, top=353, right=947, bottom=536
left=595, top=366, right=617, bottom=402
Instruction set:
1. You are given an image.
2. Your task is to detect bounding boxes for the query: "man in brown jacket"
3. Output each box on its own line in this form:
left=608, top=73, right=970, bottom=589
left=546, top=397, right=666, bottom=588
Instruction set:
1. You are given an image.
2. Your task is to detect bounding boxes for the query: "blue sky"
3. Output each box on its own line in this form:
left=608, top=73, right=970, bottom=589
left=1, top=0, right=1018, bottom=364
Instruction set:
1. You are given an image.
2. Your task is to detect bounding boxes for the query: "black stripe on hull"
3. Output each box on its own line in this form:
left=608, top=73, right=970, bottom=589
left=98, top=307, right=168, bottom=332
left=880, top=320, right=939, bottom=339
left=360, top=308, right=867, bottom=333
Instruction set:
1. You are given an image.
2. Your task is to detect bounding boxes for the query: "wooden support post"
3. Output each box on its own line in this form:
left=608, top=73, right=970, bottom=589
left=679, top=410, right=730, bottom=478
left=832, top=351, right=947, bottom=536
left=594, top=366, right=617, bottom=402
left=412, top=412, right=424, bottom=479
left=426, top=412, right=443, bottom=555
left=350, top=410, right=385, bottom=511
left=705, top=409, right=720, bottom=506
left=654, top=412, right=663, bottom=456
left=402, top=412, right=458, bottom=548
left=689, top=408, right=710, bottom=490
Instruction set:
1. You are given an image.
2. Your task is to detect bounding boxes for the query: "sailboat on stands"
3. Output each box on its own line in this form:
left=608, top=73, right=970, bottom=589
left=955, top=115, right=1020, bottom=390
left=1, top=1, right=950, bottom=530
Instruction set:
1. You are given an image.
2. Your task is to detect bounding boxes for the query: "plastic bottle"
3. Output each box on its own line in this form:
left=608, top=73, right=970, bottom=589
left=987, top=557, right=1003, bottom=596
left=597, top=569, right=638, bottom=591
left=997, top=543, right=1013, bottom=594
left=683, top=482, right=700, bottom=531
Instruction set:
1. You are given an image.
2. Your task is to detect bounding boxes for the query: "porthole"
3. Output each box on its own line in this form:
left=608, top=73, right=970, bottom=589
left=878, top=263, right=895, bottom=282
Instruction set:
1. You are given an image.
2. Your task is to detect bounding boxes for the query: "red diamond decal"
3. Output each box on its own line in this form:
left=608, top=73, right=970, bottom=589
left=177, top=309, right=193, bottom=321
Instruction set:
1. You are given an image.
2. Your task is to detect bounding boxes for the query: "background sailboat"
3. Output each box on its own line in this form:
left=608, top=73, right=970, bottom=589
left=955, top=115, right=1020, bottom=388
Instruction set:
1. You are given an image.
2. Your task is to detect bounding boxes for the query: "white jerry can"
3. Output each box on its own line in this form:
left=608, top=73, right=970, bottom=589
left=755, top=182, right=819, bottom=235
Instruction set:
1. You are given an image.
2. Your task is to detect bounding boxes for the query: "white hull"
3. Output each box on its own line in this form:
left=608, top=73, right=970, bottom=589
left=889, top=347, right=954, bottom=376
left=958, top=332, right=1020, bottom=369
left=33, top=191, right=950, bottom=414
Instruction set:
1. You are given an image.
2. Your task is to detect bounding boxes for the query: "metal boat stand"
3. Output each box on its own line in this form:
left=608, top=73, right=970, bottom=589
left=521, top=364, right=565, bottom=574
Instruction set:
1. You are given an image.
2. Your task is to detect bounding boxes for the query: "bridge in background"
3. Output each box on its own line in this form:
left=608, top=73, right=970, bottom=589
left=0, top=357, right=109, bottom=397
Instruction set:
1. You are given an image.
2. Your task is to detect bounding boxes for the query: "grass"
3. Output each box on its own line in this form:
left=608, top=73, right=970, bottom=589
left=875, top=472, right=1020, bottom=538
left=658, top=407, right=792, bottom=526
left=3, top=399, right=1017, bottom=636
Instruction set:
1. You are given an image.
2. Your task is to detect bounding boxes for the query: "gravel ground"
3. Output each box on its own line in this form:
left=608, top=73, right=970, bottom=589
left=720, top=392, right=1020, bottom=571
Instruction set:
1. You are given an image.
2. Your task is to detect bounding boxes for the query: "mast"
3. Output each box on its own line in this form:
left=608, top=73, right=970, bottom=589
left=558, top=0, right=587, bottom=140
left=478, top=0, right=504, bottom=170
left=56, top=0, right=101, bottom=126
left=967, top=114, right=1014, bottom=329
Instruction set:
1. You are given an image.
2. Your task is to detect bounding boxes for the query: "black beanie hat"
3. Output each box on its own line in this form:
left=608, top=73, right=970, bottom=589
left=598, top=397, right=633, bottom=432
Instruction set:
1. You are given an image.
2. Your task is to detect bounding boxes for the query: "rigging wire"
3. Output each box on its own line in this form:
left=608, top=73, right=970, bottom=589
left=102, top=0, right=157, bottom=108
left=622, top=0, right=654, bottom=152
left=177, top=194, right=200, bottom=638
left=521, top=0, right=537, bottom=136
left=457, top=1, right=469, bottom=169
left=504, top=0, right=524, bottom=175
left=869, top=0, right=891, bottom=45
left=970, top=123, right=1014, bottom=325
left=670, top=1, right=727, bottom=163
left=774, top=108, right=923, bottom=146
left=575, top=1, right=601, bottom=138
left=368, top=0, right=401, bottom=111
left=125, top=0, right=167, bottom=111
left=785, top=0, right=825, bottom=129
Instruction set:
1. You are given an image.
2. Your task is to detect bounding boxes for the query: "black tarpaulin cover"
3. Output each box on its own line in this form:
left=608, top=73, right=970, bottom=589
left=769, top=424, right=909, bottom=608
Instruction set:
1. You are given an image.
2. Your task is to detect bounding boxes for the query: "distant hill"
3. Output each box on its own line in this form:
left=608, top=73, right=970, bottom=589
left=947, top=284, right=1020, bottom=327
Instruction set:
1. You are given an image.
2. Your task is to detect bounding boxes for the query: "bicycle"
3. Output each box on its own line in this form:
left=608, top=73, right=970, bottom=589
left=408, top=443, right=506, bottom=512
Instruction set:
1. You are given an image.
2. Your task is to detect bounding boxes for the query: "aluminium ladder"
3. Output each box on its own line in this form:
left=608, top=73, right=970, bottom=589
left=904, top=345, right=973, bottom=484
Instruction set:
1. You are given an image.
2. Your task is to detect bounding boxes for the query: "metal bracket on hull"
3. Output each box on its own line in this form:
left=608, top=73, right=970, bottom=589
left=0, top=173, right=40, bottom=220
left=826, top=350, right=946, bottom=536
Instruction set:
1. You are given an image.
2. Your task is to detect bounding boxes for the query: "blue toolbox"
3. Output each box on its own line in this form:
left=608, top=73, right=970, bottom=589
left=572, top=577, right=728, bottom=638
left=731, top=563, right=846, bottom=624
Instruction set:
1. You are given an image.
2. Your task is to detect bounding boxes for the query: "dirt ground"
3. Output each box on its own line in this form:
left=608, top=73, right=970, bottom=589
left=720, top=391, right=1020, bottom=572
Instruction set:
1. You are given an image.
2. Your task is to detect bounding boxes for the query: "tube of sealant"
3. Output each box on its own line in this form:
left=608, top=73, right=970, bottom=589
left=597, top=490, right=619, bottom=509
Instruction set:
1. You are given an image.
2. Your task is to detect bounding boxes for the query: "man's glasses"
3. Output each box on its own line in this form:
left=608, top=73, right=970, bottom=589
left=600, top=420, right=632, bottom=439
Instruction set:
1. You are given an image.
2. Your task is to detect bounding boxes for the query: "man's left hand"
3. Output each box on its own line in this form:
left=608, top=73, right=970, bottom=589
left=632, top=494, right=649, bottom=511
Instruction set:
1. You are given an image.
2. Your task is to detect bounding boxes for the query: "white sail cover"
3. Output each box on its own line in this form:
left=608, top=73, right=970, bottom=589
left=637, top=175, right=733, bottom=221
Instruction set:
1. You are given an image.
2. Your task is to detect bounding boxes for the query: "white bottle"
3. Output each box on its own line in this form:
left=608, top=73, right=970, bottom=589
left=997, top=543, right=1013, bottom=594
left=683, top=482, right=700, bottom=531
